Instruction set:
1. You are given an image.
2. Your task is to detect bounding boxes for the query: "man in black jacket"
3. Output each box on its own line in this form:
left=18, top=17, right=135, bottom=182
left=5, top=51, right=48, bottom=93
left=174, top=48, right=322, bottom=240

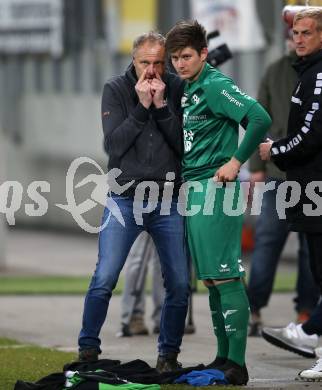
left=78, top=32, right=189, bottom=373
left=247, top=35, right=319, bottom=337
left=259, top=8, right=322, bottom=381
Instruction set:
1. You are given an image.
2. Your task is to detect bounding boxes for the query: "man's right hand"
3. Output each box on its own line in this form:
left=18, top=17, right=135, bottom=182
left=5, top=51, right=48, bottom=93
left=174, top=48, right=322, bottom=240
left=259, top=139, right=273, bottom=161
left=135, top=69, right=153, bottom=109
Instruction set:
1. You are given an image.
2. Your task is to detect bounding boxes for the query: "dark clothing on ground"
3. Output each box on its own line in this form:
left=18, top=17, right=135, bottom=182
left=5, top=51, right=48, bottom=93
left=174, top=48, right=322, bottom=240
left=15, top=359, right=205, bottom=390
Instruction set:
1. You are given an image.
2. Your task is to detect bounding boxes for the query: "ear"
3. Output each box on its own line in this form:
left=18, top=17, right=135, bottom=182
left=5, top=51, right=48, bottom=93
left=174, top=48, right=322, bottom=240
left=200, top=47, right=208, bottom=62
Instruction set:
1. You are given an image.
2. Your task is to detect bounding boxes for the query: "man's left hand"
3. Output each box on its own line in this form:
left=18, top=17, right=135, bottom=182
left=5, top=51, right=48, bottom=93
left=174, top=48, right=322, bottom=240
left=213, top=157, right=241, bottom=182
left=259, top=139, right=273, bottom=161
left=151, top=72, right=166, bottom=108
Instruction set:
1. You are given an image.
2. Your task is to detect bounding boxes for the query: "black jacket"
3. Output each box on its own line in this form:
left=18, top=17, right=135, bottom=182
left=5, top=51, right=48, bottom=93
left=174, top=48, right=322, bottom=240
left=249, top=52, right=298, bottom=179
left=271, top=50, right=322, bottom=233
left=102, top=63, right=184, bottom=196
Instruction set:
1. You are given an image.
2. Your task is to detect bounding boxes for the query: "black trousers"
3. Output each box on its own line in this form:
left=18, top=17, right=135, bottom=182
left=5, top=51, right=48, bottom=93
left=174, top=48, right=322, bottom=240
left=302, top=233, right=322, bottom=336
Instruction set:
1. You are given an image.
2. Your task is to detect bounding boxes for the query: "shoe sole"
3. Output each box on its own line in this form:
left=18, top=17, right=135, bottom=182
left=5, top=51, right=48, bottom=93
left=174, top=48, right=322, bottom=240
left=262, top=330, right=316, bottom=358
left=298, top=376, right=322, bottom=382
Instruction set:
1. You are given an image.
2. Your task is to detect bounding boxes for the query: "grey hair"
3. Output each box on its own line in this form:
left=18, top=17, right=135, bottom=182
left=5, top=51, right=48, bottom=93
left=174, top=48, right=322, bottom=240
left=294, top=7, right=322, bottom=31
left=132, top=31, right=165, bottom=56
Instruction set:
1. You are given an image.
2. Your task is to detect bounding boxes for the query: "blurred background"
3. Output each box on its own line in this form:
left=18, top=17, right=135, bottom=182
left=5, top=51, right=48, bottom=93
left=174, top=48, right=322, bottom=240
left=0, top=0, right=322, bottom=275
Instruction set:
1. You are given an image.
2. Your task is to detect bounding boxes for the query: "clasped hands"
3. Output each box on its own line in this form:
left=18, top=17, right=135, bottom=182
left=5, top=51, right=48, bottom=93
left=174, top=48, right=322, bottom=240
left=135, top=68, right=166, bottom=109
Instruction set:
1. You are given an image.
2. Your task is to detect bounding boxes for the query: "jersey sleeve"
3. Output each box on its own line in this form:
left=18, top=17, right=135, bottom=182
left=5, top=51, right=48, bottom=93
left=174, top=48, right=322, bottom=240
left=234, top=102, right=272, bottom=163
left=204, top=77, right=257, bottom=123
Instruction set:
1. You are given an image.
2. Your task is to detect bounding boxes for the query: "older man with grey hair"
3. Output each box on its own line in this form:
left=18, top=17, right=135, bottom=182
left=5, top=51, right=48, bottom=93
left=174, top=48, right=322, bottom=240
left=260, top=7, right=322, bottom=381
left=77, top=31, right=189, bottom=373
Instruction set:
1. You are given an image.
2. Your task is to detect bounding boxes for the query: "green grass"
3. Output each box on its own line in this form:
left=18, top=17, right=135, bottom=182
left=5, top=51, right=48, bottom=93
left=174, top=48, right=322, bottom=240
left=0, top=338, right=239, bottom=390
left=0, top=275, right=93, bottom=295
left=0, top=275, right=126, bottom=295
left=0, top=338, right=76, bottom=390
left=0, top=337, right=21, bottom=346
left=0, top=272, right=296, bottom=295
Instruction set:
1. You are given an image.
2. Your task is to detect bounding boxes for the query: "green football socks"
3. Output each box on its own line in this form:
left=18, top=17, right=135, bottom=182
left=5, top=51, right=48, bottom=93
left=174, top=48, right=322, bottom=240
left=217, top=279, right=250, bottom=366
left=208, top=285, right=228, bottom=359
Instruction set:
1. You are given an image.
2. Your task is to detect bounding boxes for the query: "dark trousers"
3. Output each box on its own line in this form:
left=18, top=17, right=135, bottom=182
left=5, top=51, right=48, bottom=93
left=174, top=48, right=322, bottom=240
left=302, top=233, right=322, bottom=336
left=247, top=181, right=319, bottom=314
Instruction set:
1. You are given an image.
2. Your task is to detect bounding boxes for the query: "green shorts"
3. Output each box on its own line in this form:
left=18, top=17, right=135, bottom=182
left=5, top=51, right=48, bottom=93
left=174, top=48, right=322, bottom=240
left=186, top=178, right=246, bottom=280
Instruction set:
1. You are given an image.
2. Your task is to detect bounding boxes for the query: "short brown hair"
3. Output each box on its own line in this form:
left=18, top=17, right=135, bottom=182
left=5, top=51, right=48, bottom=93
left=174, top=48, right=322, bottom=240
left=294, top=7, right=322, bottom=31
left=132, top=32, right=165, bottom=56
left=165, top=20, right=207, bottom=55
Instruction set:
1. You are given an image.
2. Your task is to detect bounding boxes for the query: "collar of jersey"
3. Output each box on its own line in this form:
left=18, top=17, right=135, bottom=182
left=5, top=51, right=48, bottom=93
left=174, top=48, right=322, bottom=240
left=188, top=62, right=211, bottom=86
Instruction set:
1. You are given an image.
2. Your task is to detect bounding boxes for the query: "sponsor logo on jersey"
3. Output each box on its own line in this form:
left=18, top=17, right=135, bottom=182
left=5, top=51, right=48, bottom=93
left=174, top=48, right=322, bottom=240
left=221, top=89, right=244, bottom=107
left=184, top=129, right=194, bottom=152
left=231, top=85, right=252, bottom=100
left=181, top=94, right=189, bottom=107
left=192, top=94, right=200, bottom=104
left=186, top=114, right=208, bottom=122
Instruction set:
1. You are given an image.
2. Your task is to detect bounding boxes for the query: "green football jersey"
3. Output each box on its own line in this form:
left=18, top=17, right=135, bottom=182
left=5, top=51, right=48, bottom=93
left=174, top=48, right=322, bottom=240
left=182, top=62, right=256, bottom=181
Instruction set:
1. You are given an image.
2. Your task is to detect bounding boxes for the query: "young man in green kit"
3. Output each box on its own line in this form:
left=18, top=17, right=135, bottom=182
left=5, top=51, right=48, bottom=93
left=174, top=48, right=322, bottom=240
left=166, top=20, right=271, bottom=385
